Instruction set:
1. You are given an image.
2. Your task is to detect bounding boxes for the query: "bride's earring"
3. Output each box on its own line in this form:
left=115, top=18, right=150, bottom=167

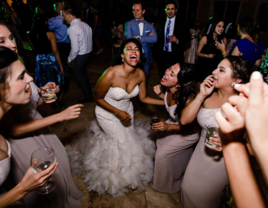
left=122, top=58, right=124, bottom=62
left=231, top=83, right=234, bottom=87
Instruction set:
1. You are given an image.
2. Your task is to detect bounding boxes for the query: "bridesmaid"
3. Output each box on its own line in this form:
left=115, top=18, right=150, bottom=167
left=0, top=46, right=57, bottom=207
left=151, top=63, right=199, bottom=193
left=180, top=56, right=252, bottom=208
left=0, top=22, right=83, bottom=208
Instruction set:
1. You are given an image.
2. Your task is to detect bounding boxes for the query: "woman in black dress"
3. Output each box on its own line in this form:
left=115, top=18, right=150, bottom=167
left=196, top=19, right=226, bottom=83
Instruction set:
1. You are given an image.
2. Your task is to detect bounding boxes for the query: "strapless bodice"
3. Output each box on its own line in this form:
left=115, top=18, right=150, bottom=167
left=102, top=85, right=139, bottom=112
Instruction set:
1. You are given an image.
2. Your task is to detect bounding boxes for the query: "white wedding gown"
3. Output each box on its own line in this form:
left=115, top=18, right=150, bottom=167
left=82, top=86, right=156, bottom=197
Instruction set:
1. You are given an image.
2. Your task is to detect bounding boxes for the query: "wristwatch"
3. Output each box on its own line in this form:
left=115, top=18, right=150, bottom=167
left=137, top=35, right=141, bottom=40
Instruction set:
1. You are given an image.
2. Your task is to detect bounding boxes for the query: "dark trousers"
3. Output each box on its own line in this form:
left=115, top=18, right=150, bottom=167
left=57, top=42, right=71, bottom=66
left=158, top=50, right=182, bottom=79
left=73, top=53, right=93, bottom=100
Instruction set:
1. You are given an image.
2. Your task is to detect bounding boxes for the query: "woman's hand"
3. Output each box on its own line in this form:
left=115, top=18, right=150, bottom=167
left=215, top=40, right=225, bottom=52
left=200, top=75, right=215, bottom=98
left=205, top=54, right=215, bottom=59
left=20, top=162, right=58, bottom=193
left=215, top=102, right=245, bottom=147
left=38, top=82, right=60, bottom=94
left=116, top=111, right=132, bottom=123
left=153, top=85, right=162, bottom=96
left=57, top=104, right=84, bottom=122
left=152, top=121, right=169, bottom=131
left=59, top=66, right=64, bottom=75
left=210, top=134, right=222, bottom=152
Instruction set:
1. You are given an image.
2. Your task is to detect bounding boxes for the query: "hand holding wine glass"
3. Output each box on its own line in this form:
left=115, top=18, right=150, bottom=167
left=31, top=147, right=57, bottom=195
left=20, top=161, right=58, bottom=193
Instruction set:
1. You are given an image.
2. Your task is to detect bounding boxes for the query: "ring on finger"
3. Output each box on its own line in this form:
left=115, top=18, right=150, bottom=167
left=216, top=145, right=220, bottom=149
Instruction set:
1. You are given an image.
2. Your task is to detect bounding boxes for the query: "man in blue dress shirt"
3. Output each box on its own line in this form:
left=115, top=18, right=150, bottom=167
left=125, top=1, right=157, bottom=78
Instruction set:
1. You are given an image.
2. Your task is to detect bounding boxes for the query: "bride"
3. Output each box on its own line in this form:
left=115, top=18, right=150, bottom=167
left=82, top=39, right=164, bottom=197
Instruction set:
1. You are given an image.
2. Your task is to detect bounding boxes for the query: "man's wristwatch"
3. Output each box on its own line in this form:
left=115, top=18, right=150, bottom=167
left=137, top=35, right=141, bottom=40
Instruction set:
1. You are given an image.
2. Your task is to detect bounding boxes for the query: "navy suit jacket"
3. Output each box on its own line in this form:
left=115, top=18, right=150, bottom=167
left=125, top=19, right=157, bottom=64
left=156, top=16, right=190, bottom=62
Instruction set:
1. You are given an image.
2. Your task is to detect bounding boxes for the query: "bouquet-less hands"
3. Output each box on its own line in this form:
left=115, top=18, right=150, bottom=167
left=57, top=104, right=84, bottom=122
left=152, top=121, right=169, bottom=131
left=153, top=85, right=162, bottom=96
left=233, top=72, right=268, bottom=150
left=198, top=75, right=215, bottom=100
left=116, top=110, right=132, bottom=123
left=20, top=161, right=58, bottom=192
left=37, top=82, right=60, bottom=103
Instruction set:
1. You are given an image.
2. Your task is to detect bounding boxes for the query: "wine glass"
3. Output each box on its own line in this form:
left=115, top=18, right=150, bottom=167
left=31, top=147, right=56, bottom=195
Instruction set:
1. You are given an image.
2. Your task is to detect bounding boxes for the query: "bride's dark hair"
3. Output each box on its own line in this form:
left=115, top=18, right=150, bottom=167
left=174, top=63, right=197, bottom=119
left=112, top=38, right=146, bottom=68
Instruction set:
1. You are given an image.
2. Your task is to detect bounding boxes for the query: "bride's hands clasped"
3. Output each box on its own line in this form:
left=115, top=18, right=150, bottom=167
left=117, top=110, right=132, bottom=123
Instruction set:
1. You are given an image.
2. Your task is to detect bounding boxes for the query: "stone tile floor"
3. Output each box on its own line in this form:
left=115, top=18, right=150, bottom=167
left=34, top=48, right=182, bottom=208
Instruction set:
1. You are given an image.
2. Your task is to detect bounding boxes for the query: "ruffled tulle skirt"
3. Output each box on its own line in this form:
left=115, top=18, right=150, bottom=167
left=66, top=111, right=156, bottom=198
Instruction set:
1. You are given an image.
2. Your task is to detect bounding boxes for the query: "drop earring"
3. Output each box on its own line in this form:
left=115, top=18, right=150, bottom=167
left=122, top=58, right=124, bottom=62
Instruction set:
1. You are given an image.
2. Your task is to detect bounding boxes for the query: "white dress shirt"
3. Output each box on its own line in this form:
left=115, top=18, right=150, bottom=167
left=136, top=19, right=144, bottom=36
left=163, top=15, right=177, bottom=52
left=68, top=19, right=92, bottom=62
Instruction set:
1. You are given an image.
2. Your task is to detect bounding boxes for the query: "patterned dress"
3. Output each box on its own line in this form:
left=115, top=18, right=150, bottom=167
left=259, top=48, right=268, bottom=84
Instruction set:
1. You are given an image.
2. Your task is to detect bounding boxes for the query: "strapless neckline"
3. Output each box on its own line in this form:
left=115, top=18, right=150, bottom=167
left=110, top=85, right=139, bottom=95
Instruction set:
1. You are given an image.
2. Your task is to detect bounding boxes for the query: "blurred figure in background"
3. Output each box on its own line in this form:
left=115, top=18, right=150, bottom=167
left=184, top=19, right=200, bottom=65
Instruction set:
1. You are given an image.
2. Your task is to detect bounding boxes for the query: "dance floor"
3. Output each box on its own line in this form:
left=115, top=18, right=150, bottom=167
left=25, top=44, right=267, bottom=208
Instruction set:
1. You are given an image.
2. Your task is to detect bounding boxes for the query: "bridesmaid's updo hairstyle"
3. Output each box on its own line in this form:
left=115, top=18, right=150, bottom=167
left=0, top=46, right=18, bottom=99
left=225, top=56, right=253, bottom=84
left=112, top=38, right=146, bottom=68
left=174, top=63, right=197, bottom=119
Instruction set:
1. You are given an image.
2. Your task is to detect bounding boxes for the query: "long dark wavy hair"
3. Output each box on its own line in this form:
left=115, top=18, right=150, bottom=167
left=112, top=38, right=146, bottom=68
left=174, top=63, right=197, bottom=120
left=207, top=19, right=225, bottom=46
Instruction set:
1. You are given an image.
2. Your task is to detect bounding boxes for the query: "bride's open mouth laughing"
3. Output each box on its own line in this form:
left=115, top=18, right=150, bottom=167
left=130, top=54, right=137, bottom=62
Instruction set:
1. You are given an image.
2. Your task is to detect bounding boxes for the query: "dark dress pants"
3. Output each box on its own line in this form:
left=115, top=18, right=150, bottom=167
left=73, top=53, right=93, bottom=100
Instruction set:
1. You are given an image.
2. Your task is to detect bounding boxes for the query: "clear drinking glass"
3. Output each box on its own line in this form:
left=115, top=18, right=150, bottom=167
left=150, top=114, right=160, bottom=129
left=40, top=87, right=57, bottom=102
left=205, top=124, right=219, bottom=149
left=31, top=147, right=56, bottom=195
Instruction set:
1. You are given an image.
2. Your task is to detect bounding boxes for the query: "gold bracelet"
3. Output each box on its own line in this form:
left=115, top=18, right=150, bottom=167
left=196, top=96, right=203, bottom=103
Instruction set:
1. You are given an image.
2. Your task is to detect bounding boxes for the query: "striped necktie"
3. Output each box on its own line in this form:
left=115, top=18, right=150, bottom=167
left=164, top=19, right=171, bottom=51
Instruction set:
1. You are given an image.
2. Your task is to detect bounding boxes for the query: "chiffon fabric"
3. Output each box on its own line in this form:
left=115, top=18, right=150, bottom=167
left=81, top=86, right=155, bottom=198
left=184, top=28, right=200, bottom=65
left=181, top=108, right=228, bottom=208
left=152, top=92, right=199, bottom=193
left=8, top=82, right=82, bottom=208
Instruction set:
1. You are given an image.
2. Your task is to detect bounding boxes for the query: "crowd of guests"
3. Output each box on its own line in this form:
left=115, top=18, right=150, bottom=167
left=0, top=0, right=268, bottom=207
